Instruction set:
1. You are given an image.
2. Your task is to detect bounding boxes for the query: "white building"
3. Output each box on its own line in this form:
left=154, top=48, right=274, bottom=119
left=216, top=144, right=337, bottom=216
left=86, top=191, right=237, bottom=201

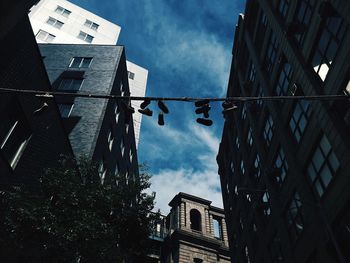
left=29, top=0, right=147, bottom=148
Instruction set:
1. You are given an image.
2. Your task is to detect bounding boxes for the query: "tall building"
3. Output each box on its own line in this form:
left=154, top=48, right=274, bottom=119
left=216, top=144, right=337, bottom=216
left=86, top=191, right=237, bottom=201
left=154, top=192, right=231, bottom=263
left=40, top=43, right=139, bottom=182
left=29, top=0, right=148, bottom=147
left=217, top=0, right=350, bottom=263
left=0, top=2, right=73, bottom=187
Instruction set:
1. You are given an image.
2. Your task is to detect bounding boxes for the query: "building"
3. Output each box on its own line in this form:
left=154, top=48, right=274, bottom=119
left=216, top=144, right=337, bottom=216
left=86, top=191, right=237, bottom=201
left=29, top=0, right=148, bottom=147
left=217, top=0, right=350, bottom=263
left=0, top=1, right=73, bottom=187
left=40, top=43, right=139, bottom=182
left=153, top=192, right=231, bottom=263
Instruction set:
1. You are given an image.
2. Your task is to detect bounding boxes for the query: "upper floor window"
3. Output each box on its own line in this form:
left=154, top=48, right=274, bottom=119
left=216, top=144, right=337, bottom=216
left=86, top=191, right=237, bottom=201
left=213, top=218, right=222, bottom=239
left=84, top=19, right=99, bottom=31
left=293, top=0, right=316, bottom=45
left=247, top=61, right=256, bottom=83
left=307, top=134, right=340, bottom=197
left=289, top=99, right=311, bottom=142
left=58, top=78, right=83, bottom=91
left=46, top=17, right=64, bottom=29
left=285, top=191, right=304, bottom=242
left=190, top=209, right=202, bottom=232
left=247, top=128, right=253, bottom=147
left=236, top=137, right=240, bottom=149
left=107, top=126, right=114, bottom=151
left=263, top=115, right=274, bottom=147
left=311, top=11, right=347, bottom=81
left=261, top=191, right=271, bottom=216
left=58, top=103, right=74, bottom=118
left=77, top=31, right=94, bottom=43
left=36, top=30, right=55, bottom=42
left=278, top=0, right=290, bottom=18
left=240, top=159, right=246, bottom=175
left=69, top=57, right=92, bottom=68
left=0, top=100, right=32, bottom=169
left=274, top=147, right=289, bottom=185
left=128, top=71, right=135, bottom=80
left=275, top=62, right=293, bottom=96
left=55, top=6, right=71, bottom=17
left=253, top=154, right=261, bottom=181
left=98, top=158, right=107, bottom=183
left=264, top=32, right=280, bottom=74
left=241, top=105, right=247, bottom=120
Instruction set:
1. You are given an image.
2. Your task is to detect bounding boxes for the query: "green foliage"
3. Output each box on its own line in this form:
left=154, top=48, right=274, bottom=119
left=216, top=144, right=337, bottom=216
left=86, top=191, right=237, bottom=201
left=0, top=158, right=156, bottom=262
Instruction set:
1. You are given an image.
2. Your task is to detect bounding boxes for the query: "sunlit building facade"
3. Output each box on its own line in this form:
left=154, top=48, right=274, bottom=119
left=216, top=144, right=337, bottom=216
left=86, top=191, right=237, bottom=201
left=217, top=0, right=350, bottom=262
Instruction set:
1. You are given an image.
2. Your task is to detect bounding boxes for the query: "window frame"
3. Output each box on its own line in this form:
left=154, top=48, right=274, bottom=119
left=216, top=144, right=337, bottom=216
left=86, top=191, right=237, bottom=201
left=77, top=31, right=94, bottom=43
left=36, top=30, right=55, bottom=42
left=46, top=16, right=64, bottom=29
left=84, top=19, right=99, bottom=31
left=69, top=57, right=93, bottom=68
left=54, top=5, right=71, bottom=17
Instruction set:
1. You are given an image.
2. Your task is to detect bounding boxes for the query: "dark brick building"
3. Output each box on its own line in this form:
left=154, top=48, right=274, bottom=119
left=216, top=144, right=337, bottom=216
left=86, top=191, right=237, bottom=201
left=217, top=0, right=350, bottom=262
left=40, top=43, right=139, bottom=183
left=0, top=10, right=73, bottom=186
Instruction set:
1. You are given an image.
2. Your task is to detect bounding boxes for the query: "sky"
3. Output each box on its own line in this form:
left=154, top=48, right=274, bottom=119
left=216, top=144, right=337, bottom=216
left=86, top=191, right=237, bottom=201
left=70, top=0, right=245, bottom=214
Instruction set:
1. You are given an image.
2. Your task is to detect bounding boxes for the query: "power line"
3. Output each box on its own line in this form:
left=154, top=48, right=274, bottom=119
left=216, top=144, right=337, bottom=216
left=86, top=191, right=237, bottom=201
left=0, top=87, right=349, bottom=102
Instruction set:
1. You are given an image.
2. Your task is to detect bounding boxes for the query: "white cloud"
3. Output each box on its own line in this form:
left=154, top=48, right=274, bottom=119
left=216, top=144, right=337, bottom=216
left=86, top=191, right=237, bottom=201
left=147, top=123, right=223, bottom=214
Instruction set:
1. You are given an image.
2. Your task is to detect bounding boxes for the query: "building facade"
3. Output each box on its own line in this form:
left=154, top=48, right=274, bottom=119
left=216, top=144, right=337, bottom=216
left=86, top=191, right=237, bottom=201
left=217, top=0, right=350, bottom=263
left=0, top=8, right=73, bottom=187
left=29, top=0, right=148, bottom=147
left=40, top=43, right=139, bottom=182
left=161, top=192, right=231, bottom=263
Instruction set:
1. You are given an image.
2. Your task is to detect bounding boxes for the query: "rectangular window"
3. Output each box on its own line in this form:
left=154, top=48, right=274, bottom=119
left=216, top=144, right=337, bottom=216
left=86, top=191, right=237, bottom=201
left=213, top=218, right=222, bottom=239
left=84, top=19, right=99, bottom=31
left=311, top=12, right=347, bottom=81
left=36, top=30, right=55, bottom=42
left=46, top=16, right=64, bottom=29
left=274, top=147, right=289, bottom=185
left=0, top=101, right=31, bottom=169
left=278, top=0, right=290, bottom=18
left=275, top=62, right=293, bottom=96
left=307, top=134, right=340, bottom=197
left=128, top=71, right=135, bottom=80
left=77, top=31, right=94, bottom=43
left=285, top=192, right=304, bottom=242
left=57, top=78, right=83, bottom=91
left=69, top=57, right=92, bottom=68
left=55, top=6, right=71, bottom=17
left=289, top=99, right=311, bottom=142
left=293, top=0, right=316, bottom=45
left=58, top=103, right=74, bottom=118
left=263, top=115, right=274, bottom=147
left=264, top=32, right=280, bottom=74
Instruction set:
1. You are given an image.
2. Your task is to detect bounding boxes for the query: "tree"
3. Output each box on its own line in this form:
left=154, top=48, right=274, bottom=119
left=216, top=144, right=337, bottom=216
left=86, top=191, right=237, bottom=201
left=0, top=158, right=157, bottom=262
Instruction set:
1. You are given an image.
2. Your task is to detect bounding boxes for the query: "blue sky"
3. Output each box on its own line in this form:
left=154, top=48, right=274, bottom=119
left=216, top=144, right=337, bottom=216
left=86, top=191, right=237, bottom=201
left=71, top=0, right=245, bottom=213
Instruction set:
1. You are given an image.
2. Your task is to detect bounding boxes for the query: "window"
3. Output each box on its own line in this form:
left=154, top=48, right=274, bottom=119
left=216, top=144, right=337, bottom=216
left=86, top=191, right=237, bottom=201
left=98, top=159, right=107, bottom=182
left=128, top=71, right=135, bottom=80
left=46, top=17, right=64, bottom=29
left=254, top=154, right=261, bottom=181
left=270, top=234, right=284, bottom=262
left=274, top=147, right=289, bottom=185
left=244, top=245, right=251, bottom=263
left=120, top=138, right=125, bottom=156
left=58, top=103, right=74, bottom=118
left=247, top=128, right=253, bottom=147
left=69, top=57, right=92, bottom=68
left=261, top=191, right=271, bottom=216
left=190, top=209, right=201, bottom=231
left=193, top=258, right=203, bottom=263
left=275, top=62, right=293, bottom=96
left=107, top=127, right=114, bottom=151
left=278, top=0, right=290, bottom=18
left=55, top=6, right=71, bottom=17
left=241, top=105, right=247, bottom=120
left=263, top=115, right=274, bottom=147
left=285, top=192, right=304, bottom=242
left=115, top=101, right=120, bottom=125
left=311, top=13, right=347, bottom=81
left=77, top=31, right=94, bottom=43
left=256, top=85, right=265, bottom=107
left=293, top=0, right=316, bottom=45
left=36, top=30, right=55, bottom=42
left=240, top=160, right=245, bottom=175
left=84, top=19, right=99, bottom=30
left=264, top=32, right=280, bottom=73
left=57, top=78, right=83, bottom=91
left=307, top=134, right=340, bottom=197
left=247, top=61, right=256, bottom=83
left=213, top=218, right=222, bottom=239
left=0, top=101, right=31, bottom=169
left=289, top=99, right=311, bottom=142
left=236, top=137, right=240, bottom=149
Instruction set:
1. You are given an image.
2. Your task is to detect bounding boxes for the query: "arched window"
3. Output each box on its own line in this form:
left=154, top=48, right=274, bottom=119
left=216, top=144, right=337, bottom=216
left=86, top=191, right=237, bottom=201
left=190, top=209, right=202, bottom=231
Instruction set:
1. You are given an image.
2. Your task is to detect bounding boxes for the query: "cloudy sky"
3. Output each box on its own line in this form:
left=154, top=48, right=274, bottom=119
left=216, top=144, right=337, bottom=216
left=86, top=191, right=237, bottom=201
left=71, top=0, right=245, bottom=213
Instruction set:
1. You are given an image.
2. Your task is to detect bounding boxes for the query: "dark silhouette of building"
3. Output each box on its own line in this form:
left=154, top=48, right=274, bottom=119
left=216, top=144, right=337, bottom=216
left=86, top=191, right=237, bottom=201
left=148, top=192, right=231, bottom=263
left=217, top=0, right=350, bottom=262
left=0, top=2, right=73, bottom=187
left=39, top=43, right=139, bottom=182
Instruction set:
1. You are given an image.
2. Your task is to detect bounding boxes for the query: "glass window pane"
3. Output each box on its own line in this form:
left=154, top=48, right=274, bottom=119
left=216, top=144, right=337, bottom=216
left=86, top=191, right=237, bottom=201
left=320, top=165, right=333, bottom=187
left=312, top=148, right=324, bottom=172
left=315, top=181, right=324, bottom=196
left=70, top=57, right=82, bottom=68
left=81, top=58, right=92, bottom=68
left=329, top=152, right=340, bottom=171
left=320, top=135, right=331, bottom=154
